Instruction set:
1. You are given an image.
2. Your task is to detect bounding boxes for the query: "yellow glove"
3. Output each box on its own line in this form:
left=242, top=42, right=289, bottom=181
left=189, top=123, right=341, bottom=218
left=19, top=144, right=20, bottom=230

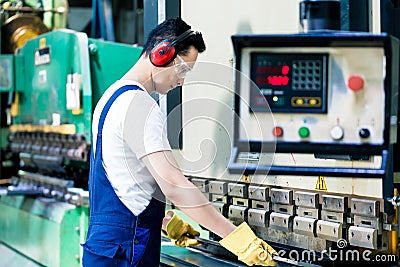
left=219, top=222, right=277, bottom=266
left=164, top=210, right=201, bottom=247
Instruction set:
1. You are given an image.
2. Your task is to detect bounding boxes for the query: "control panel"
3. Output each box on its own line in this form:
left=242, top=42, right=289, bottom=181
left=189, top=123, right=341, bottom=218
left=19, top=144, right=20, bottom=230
left=231, top=33, right=398, bottom=155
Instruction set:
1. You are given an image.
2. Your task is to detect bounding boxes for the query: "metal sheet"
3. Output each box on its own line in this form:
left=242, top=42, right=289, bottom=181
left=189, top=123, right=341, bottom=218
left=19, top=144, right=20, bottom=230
left=0, top=196, right=88, bottom=267
left=161, top=243, right=247, bottom=267
left=0, top=243, right=42, bottom=267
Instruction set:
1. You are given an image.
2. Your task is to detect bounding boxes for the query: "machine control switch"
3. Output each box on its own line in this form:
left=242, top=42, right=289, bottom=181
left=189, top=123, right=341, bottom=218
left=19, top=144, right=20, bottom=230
left=298, top=127, right=310, bottom=138
left=272, top=126, right=284, bottom=137
left=330, top=125, right=344, bottom=140
left=347, top=75, right=364, bottom=92
left=359, top=128, right=370, bottom=139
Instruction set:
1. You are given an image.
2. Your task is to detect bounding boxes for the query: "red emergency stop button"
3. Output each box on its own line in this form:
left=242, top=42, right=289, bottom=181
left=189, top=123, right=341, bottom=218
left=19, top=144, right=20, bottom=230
left=347, top=75, right=364, bottom=92
left=272, top=126, right=284, bottom=137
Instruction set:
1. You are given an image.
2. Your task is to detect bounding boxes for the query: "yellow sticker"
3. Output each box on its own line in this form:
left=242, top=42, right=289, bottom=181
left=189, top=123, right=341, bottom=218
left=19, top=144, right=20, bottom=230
left=315, top=176, right=327, bottom=191
left=39, top=38, right=46, bottom=48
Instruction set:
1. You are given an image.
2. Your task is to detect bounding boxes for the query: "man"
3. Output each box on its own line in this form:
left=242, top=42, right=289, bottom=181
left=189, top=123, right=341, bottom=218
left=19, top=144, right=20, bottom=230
left=82, top=18, right=277, bottom=266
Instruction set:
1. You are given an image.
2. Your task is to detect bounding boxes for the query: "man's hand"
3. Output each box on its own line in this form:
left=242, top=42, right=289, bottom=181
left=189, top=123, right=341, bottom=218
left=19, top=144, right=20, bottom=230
left=163, top=210, right=201, bottom=247
left=219, top=222, right=277, bottom=266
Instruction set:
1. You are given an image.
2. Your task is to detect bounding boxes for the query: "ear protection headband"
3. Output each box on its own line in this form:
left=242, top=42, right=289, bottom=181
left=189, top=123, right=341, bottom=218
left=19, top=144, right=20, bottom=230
left=150, top=29, right=195, bottom=67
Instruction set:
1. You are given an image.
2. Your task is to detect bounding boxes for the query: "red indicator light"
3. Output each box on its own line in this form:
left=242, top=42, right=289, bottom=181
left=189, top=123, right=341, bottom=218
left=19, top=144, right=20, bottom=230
left=272, top=126, right=284, bottom=137
left=281, top=65, right=290, bottom=75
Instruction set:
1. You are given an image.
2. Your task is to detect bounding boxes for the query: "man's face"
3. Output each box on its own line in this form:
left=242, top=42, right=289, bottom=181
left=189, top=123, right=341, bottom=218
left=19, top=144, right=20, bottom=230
left=152, top=45, right=198, bottom=95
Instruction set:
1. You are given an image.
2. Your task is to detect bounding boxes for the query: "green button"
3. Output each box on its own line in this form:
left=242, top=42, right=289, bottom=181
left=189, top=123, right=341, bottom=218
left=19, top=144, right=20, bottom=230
left=298, top=127, right=310, bottom=138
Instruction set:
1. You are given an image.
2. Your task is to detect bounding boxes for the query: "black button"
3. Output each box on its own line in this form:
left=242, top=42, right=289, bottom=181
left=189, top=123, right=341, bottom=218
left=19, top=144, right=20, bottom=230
left=359, top=128, right=370, bottom=138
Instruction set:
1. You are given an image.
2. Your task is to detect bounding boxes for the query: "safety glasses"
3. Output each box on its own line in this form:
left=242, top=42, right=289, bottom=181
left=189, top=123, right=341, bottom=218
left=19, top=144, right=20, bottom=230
left=173, top=55, right=192, bottom=79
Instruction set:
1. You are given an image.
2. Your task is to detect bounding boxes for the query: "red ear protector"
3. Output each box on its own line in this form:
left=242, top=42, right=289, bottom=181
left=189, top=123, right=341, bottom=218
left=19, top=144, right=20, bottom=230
left=150, top=29, right=195, bottom=67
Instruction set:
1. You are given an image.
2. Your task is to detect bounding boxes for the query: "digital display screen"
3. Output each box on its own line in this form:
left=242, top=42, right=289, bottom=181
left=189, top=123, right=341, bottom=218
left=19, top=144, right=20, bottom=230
left=250, top=53, right=328, bottom=113
left=255, top=65, right=290, bottom=86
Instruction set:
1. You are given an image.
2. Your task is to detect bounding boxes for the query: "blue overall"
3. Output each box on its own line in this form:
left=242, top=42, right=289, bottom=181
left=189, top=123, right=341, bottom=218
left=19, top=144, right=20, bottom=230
left=82, top=85, right=166, bottom=267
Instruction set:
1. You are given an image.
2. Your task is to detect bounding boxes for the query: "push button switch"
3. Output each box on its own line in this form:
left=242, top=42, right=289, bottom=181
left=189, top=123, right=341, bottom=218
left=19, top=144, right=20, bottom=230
left=347, top=75, right=364, bottom=92
left=272, top=126, right=284, bottom=137
left=330, top=125, right=344, bottom=141
left=298, top=127, right=310, bottom=138
left=359, top=128, right=370, bottom=139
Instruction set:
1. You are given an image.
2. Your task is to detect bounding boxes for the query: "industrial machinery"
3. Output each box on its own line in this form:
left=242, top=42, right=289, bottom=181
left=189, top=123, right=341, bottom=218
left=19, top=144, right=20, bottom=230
left=228, top=31, right=399, bottom=261
left=157, top=1, right=400, bottom=266
left=161, top=32, right=400, bottom=267
left=0, top=0, right=69, bottom=186
left=0, top=29, right=142, bottom=266
left=0, top=0, right=399, bottom=266
left=1, top=0, right=68, bottom=54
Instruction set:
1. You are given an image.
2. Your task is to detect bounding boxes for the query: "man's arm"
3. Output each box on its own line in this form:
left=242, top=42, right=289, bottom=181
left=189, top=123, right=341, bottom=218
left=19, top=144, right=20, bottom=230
left=141, top=150, right=236, bottom=238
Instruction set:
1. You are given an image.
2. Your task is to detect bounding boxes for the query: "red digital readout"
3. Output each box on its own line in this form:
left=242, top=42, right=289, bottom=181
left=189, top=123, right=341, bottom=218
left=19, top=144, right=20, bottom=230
left=256, top=65, right=290, bottom=86
left=268, top=76, right=289, bottom=86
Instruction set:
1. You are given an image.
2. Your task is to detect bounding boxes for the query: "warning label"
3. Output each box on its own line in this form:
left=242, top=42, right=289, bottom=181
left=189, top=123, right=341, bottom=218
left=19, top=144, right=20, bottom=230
left=315, top=176, right=327, bottom=191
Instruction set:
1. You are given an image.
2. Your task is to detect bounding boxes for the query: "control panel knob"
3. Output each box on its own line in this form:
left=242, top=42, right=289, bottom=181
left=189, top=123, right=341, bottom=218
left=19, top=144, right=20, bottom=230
left=347, top=75, right=364, bottom=92
left=272, top=126, right=284, bottom=137
left=359, top=128, right=370, bottom=138
left=330, top=125, right=344, bottom=140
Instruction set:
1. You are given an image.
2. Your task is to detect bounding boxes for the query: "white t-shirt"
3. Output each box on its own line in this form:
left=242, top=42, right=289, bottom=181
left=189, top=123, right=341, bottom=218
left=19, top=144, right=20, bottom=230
left=92, top=79, right=171, bottom=215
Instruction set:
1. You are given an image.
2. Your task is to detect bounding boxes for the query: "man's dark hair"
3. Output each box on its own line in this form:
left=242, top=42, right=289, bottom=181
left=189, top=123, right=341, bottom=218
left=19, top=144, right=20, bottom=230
left=141, top=18, right=206, bottom=57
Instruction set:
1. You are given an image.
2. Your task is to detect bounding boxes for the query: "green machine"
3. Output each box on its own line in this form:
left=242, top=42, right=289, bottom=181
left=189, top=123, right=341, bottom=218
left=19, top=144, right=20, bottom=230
left=0, top=30, right=142, bottom=267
